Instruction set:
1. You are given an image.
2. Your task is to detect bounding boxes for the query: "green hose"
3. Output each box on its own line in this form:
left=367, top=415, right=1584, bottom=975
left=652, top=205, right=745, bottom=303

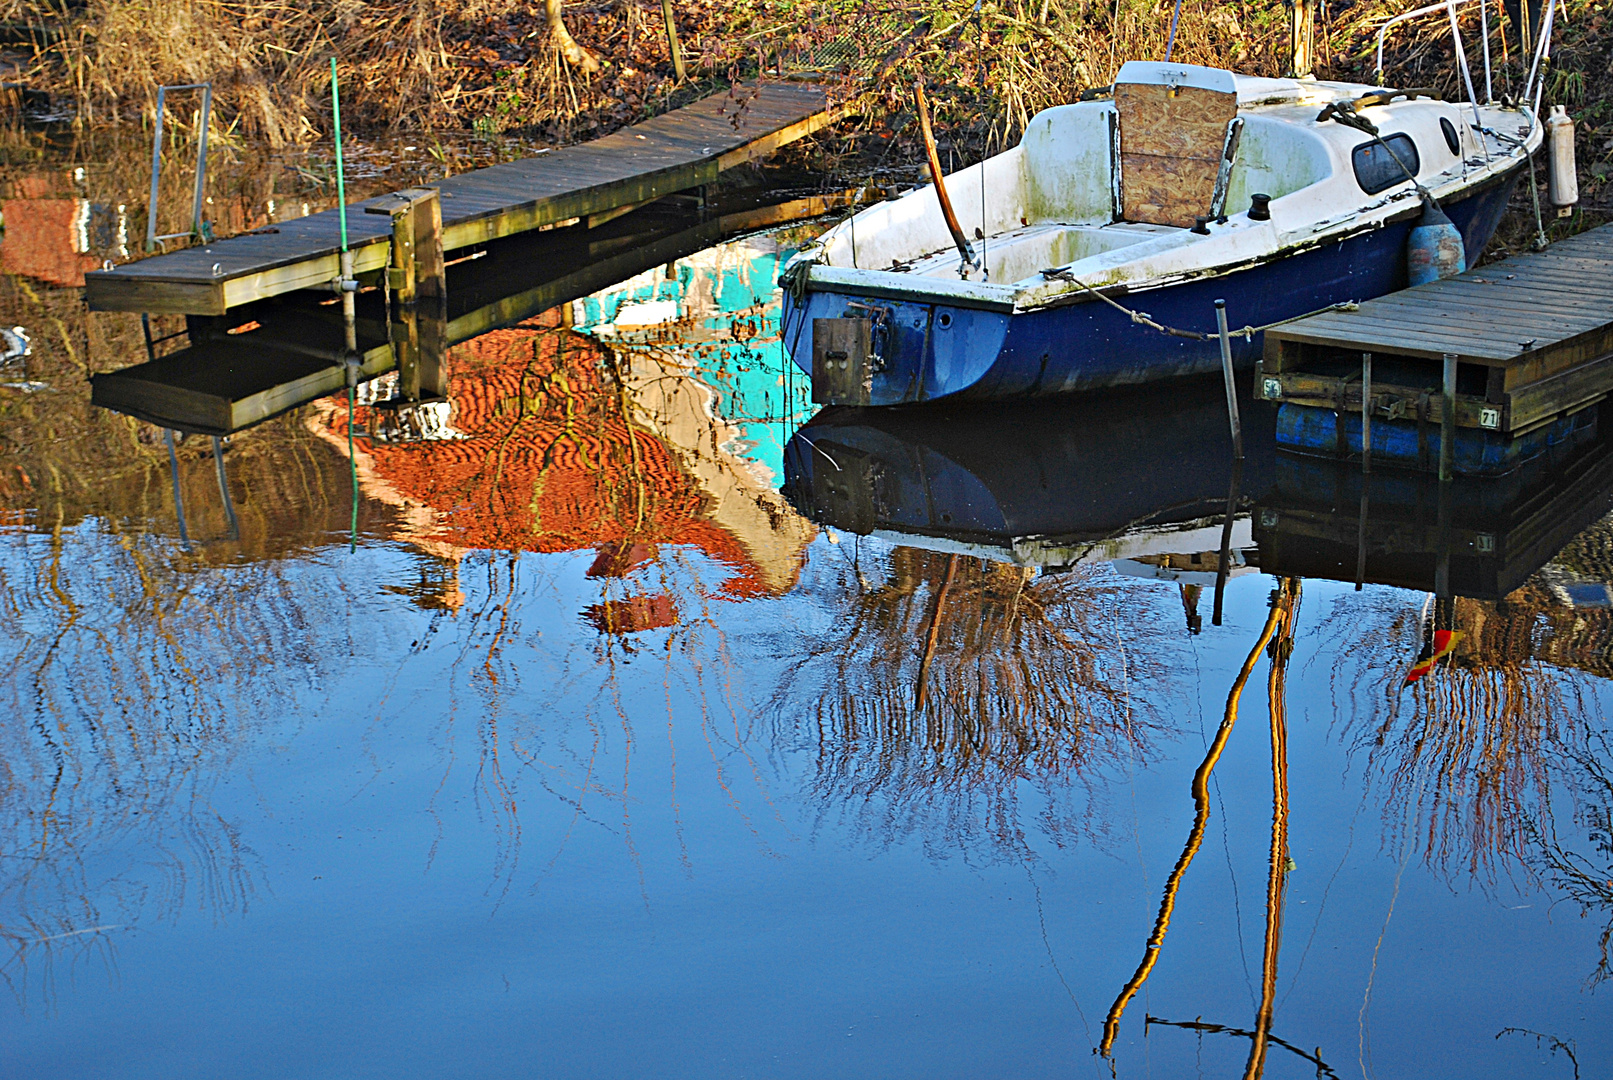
left=332, top=56, right=348, bottom=252
left=332, top=56, right=357, bottom=552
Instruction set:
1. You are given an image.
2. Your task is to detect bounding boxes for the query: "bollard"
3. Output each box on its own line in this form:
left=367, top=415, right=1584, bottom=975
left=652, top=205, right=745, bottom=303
left=1215, top=299, right=1243, bottom=460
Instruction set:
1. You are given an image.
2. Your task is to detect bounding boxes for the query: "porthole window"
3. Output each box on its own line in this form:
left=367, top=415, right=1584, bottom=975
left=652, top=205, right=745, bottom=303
left=1351, top=134, right=1422, bottom=195
left=1440, top=116, right=1461, bottom=155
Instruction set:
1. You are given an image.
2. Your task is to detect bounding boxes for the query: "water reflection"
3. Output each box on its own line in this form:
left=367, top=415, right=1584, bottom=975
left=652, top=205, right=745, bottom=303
left=5, top=133, right=1613, bottom=1075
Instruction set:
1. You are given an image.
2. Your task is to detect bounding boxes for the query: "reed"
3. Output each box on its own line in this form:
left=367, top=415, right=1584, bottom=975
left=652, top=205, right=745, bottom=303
left=7, top=0, right=1608, bottom=177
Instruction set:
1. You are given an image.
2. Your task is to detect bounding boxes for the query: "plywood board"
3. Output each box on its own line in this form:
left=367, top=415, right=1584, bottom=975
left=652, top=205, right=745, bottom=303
left=1115, top=82, right=1236, bottom=228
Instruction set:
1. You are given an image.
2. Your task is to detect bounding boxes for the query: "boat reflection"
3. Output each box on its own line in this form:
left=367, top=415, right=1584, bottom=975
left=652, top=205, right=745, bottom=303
left=775, top=381, right=1275, bottom=855
left=783, top=377, right=1273, bottom=631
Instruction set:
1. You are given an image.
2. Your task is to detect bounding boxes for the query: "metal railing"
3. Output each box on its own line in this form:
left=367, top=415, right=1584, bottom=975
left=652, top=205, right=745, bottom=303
left=1375, top=0, right=1556, bottom=112
left=145, top=82, right=213, bottom=252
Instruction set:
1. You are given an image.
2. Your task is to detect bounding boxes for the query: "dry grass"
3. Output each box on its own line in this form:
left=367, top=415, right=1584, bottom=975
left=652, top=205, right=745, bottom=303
left=4, top=0, right=1605, bottom=167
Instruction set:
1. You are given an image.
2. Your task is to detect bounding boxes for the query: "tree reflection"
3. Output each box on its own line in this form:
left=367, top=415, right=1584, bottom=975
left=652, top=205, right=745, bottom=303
left=1538, top=731, right=1613, bottom=987
left=1326, top=584, right=1603, bottom=878
left=776, top=546, right=1176, bottom=860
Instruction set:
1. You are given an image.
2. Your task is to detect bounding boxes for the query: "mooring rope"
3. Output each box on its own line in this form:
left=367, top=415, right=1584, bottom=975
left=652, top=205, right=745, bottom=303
left=1039, top=267, right=1358, bottom=341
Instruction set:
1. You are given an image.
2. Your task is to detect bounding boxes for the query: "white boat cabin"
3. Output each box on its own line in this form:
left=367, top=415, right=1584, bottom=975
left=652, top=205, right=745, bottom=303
left=804, top=62, right=1537, bottom=307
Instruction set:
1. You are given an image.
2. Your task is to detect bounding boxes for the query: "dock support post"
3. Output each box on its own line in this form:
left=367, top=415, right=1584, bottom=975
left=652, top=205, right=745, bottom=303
left=340, top=248, right=357, bottom=356
left=1440, top=352, right=1457, bottom=482
left=1215, top=299, right=1243, bottom=460
left=369, top=188, right=447, bottom=401
left=1361, top=352, right=1373, bottom=474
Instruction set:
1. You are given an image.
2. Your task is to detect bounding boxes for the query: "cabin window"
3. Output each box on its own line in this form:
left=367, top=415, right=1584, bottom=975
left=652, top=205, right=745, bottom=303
left=1351, top=134, right=1421, bottom=195
left=1440, top=117, right=1461, bottom=155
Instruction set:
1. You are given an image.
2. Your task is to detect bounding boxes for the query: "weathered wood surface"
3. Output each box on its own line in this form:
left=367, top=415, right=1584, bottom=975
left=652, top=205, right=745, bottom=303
left=1261, top=224, right=1613, bottom=434
left=85, top=82, right=837, bottom=316
left=1265, top=225, right=1613, bottom=366
left=1117, top=82, right=1236, bottom=228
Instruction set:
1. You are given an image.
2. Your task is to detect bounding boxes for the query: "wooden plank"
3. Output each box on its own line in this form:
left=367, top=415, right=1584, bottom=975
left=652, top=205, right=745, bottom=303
left=1357, top=292, right=1610, bottom=337
left=1269, top=316, right=1520, bottom=361
left=84, top=81, right=834, bottom=315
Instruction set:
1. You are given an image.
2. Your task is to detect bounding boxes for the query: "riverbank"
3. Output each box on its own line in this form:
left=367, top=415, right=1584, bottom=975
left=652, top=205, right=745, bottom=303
left=0, top=2, right=1600, bottom=151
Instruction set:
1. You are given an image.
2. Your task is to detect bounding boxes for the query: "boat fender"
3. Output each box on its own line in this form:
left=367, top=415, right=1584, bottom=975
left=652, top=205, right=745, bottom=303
left=1248, top=193, right=1271, bottom=221
left=1547, top=105, right=1579, bottom=217
left=1406, top=200, right=1465, bottom=286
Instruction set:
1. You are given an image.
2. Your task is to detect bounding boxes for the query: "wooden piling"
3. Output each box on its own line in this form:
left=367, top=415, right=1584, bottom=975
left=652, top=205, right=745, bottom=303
left=368, top=188, right=447, bottom=400
left=1360, top=351, right=1372, bottom=474
left=1440, top=352, right=1457, bottom=481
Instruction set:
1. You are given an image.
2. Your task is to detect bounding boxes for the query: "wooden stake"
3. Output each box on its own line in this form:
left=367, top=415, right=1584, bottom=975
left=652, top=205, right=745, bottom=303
left=913, top=80, right=978, bottom=272
left=1440, top=352, right=1457, bottom=481
left=661, top=0, right=685, bottom=81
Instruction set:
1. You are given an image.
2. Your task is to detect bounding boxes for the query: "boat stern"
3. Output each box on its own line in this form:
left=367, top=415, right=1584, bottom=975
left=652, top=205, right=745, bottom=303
left=782, top=266, right=1013, bottom=406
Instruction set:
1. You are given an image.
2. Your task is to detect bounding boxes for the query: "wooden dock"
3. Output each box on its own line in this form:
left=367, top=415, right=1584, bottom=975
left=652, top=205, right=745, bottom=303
left=1255, top=430, right=1613, bottom=599
left=1258, top=224, right=1613, bottom=474
left=88, top=188, right=855, bottom=435
left=84, top=81, right=839, bottom=316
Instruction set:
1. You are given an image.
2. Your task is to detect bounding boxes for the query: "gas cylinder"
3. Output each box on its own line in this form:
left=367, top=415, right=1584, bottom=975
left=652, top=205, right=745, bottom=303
left=1406, top=199, right=1466, bottom=286
left=1547, top=105, right=1579, bottom=217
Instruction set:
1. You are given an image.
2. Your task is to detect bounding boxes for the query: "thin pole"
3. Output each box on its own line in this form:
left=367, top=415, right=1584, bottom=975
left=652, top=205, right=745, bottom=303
left=914, top=79, right=979, bottom=274
left=1212, top=460, right=1242, bottom=627
left=1361, top=351, right=1373, bottom=474
left=1440, top=352, right=1457, bottom=482
left=212, top=436, right=239, bottom=541
left=1479, top=0, right=1493, bottom=102
left=661, top=0, right=686, bottom=81
left=1164, top=0, right=1184, bottom=61
left=191, top=85, right=212, bottom=238
left=1215, top=299, right=1243, bottom=459
left=164, top=428, right=190, bottom=548
left=332, top=57, right=348, bottom=255
left=332, top=56, right=359, bottom=551
left=146, top=86, right=166, bottom=252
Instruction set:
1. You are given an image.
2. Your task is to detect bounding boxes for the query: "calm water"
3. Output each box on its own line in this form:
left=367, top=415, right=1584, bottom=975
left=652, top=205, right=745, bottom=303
left=2, top=132, right=1611, bottom=1079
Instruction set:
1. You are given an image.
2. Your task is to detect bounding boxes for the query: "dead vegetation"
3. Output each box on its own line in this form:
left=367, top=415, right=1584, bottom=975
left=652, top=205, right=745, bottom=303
left=0, top=1, right=1604, bottom=173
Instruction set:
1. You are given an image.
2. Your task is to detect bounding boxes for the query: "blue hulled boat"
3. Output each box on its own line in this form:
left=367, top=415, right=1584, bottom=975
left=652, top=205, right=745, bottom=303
left=781, top=60, right=1543, bottom=405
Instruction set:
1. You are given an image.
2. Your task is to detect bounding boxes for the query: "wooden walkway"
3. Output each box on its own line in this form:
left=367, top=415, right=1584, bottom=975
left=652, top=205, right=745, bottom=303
left=88, top=188, right=855, bottom=435
left=1260, top=224, right=1613, bottom=439
left=84, top=82, right=838, bottom=316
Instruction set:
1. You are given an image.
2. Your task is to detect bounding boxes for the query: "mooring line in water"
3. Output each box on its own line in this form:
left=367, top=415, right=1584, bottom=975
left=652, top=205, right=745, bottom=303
left=1099, top=590, right=1289, bottom=1059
